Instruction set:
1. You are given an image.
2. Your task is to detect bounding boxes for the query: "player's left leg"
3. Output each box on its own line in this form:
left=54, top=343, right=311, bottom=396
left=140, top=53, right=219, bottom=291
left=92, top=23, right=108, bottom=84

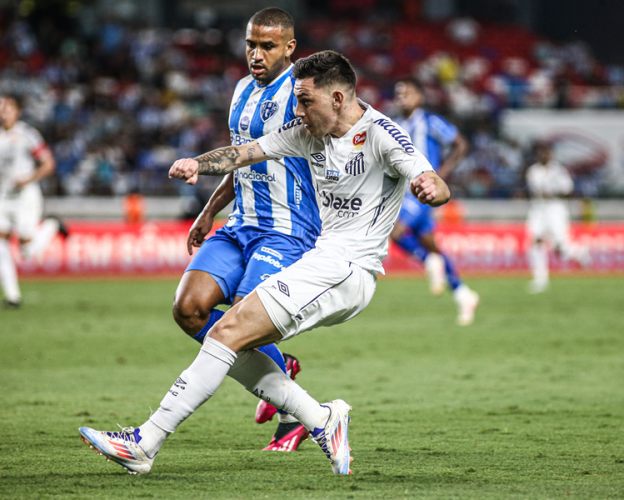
left=21, top=217, right=66, bottom=260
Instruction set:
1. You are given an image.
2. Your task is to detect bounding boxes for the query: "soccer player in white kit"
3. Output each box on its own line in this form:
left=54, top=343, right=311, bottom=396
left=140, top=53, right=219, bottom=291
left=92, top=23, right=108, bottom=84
left=78, top=51, right=450, bottom=476
left=0, top=95, right=60, bottom=308
left=526, top=142, right=590, bottom=293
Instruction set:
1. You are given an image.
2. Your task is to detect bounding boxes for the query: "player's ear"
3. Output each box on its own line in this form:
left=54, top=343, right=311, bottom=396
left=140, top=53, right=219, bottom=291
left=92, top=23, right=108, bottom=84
left=285, top=38, right=296, bottom=58
left=332, top=90, right=345, bottom=109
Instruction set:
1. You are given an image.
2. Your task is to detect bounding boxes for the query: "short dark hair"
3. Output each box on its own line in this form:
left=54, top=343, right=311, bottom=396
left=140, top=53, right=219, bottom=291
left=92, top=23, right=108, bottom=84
left=2, top=93, right=23, bottom=110
left=249, top=7, right=294, bottom=33
left=293, top=50, right=356, bottom=93
left=395, top=78, right=424, bottom=94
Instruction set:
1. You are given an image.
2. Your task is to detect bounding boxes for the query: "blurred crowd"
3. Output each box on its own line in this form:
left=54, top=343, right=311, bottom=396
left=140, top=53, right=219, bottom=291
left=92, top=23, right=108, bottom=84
left=1, top=5, right=622, bottom=201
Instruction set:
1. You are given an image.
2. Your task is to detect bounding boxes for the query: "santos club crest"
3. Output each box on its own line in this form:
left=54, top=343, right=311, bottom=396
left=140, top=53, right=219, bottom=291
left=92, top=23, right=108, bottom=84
left=345, top=152, right=365, bottom=176
left=261, top=101, right=280, bottom=122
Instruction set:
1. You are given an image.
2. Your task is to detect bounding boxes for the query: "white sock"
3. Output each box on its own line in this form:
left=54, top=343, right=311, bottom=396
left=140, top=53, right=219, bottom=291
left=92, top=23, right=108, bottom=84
left=530, top=242, right=549, bottom=285
left=228, top=349, right=328, bottom=431
left=424, top=253, right=446, bottom=287
left=147, top=337, right=236, bottom=449
left=293, top=394, right=330, bottom=432
left=22, top=218, right=59, bottom=259
left=453, top=283, right=472, bottom=305
left=0, top=239, right=20, bottom=302
left=137, top=419, right=169, bottom=457
left=278, top=413, right=299, bottom=424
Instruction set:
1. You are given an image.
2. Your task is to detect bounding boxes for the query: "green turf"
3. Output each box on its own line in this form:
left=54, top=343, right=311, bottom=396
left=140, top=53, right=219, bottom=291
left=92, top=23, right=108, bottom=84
left=1, top=277, right=623, bottom=499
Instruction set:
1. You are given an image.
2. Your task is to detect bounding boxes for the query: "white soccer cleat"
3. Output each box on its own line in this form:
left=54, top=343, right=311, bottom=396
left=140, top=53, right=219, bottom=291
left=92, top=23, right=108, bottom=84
left=79, top=425, right=155, bottom=475
left=456, top=287, right=480, bottom=326
left=310, top=399, right=353, bottom=475
left=528, top=280, right=549, bottom=294
left=425, top=253, right=447, bottom=296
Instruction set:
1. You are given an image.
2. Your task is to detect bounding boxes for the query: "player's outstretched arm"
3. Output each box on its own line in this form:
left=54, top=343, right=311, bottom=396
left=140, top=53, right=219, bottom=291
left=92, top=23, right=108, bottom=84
left=186, top=173, right=235, bottom=255
left=169, top=141, right=269, bottom=185
left=410, top=171, right=451, bottom=207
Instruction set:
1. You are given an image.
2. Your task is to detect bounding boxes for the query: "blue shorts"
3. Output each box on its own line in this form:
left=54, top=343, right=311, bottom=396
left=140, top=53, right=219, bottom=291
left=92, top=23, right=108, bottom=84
left=397, top=195, right=435, bottom=236
left=186, top=225, right=313, bottom=304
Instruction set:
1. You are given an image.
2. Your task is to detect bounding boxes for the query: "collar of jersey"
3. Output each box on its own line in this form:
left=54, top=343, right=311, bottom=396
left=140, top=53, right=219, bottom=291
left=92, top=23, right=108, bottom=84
left=253, top=63, right=294, bottom=88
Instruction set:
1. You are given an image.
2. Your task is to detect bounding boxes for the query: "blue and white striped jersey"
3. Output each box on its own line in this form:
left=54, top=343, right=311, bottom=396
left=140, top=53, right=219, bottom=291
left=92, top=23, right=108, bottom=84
left=395, top=109, right=458, bottom=170
left=227, top=64, right=321, bottom=247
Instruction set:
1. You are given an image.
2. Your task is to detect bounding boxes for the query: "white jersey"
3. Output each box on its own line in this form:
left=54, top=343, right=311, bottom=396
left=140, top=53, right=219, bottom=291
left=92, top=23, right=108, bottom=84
left=257, top=101, right=433, bottom=273
left=526, top=160, right=573, bottom=199
left=0, top=120, right=48, bottom=199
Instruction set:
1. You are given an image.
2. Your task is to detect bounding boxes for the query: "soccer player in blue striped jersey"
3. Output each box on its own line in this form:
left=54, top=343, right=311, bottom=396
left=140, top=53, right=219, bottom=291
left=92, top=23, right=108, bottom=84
left=172, top=8, right=319, bottom=451
left=391, top=79, right=480, bottom=326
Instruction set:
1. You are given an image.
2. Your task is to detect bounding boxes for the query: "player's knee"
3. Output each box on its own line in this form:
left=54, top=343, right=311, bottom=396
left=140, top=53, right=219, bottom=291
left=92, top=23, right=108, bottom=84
left=172, top=290, right=211, bottom=333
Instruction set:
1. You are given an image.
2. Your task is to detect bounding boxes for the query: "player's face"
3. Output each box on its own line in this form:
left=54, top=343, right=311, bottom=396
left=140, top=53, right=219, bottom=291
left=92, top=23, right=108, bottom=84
left=246, top=24, right=296, bottom=85
left=0, top=98, right=20, bottom=129
left=537, top=147, right=553, bottom=164
left=394, top=82, right=424, bottom=117
left=294, top=78, right=337, bottom=139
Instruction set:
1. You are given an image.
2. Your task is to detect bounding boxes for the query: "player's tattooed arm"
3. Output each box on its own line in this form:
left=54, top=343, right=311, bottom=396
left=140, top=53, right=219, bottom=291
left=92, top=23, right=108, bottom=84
left=169, top=141, right=269, bottom=185
left=195, top=147, right=241, bottom=175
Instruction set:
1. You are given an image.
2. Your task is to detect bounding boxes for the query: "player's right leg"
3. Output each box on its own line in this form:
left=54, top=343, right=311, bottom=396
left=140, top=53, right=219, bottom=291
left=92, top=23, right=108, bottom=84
left=527, top=209, right=550, bottom=293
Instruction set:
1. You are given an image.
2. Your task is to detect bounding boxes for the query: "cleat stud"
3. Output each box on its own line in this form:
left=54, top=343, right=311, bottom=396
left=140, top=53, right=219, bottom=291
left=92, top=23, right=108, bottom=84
left=350, top=457, right=354, bottom=463
left=348, top=469, right=353, bottom=474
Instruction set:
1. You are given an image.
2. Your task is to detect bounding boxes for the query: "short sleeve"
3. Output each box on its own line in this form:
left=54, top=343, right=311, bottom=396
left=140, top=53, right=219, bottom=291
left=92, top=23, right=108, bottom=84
left=257, top=118, right=311, bottom=160
left=23, top=125, right=48, bottom=159
left=387, top=143, right=434, bottom=180
left=428, top=114, right=458, bottom=146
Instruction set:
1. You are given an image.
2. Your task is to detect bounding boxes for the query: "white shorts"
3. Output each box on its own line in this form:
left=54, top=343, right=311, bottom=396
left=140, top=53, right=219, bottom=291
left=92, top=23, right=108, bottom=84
left=527, top=200, right=570, bottom=247
left=0, top=184, right=43, bottom=239
left=256, top=247, right=378, bottom=341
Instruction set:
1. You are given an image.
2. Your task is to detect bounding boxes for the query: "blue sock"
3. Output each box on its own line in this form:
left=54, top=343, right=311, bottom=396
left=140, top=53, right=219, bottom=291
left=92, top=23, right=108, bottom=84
left=191, top=309, right=225, bottom=344
left=441, top=253, right=462, bottom=291
left=257, top=344, right=288, bottom=414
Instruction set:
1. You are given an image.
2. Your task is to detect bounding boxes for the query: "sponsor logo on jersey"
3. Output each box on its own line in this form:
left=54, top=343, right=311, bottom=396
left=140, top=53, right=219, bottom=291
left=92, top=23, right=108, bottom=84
left=353, top=131, right=367, bottom=146
left=239, top=171, right=277, bottom=182
left=373, top=118, right=415, bottom=153
left=326, top=169, right=340, bottom=182
left=252, top=252, right=285, bottom=270
left=345, top=152, right=365, bottom=176
left=320, top=191, right=362, bottom=218
left=294, top=183, right=302, bottom=208
left=260, top=100, right=280, bottom=122
left=278, top=117, right=302, bottom=133
left=261, top=246, right=283, bottom=260
left=240, top=115, right=251, bottom=131
left=230, top=131, right=254, bottom=146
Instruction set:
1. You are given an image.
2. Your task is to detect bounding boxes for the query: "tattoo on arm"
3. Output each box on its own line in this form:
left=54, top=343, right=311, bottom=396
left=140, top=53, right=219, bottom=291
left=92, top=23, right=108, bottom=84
left=195, top=147, right=240, bottom=175
left=247, top=146, right=256, bottom=161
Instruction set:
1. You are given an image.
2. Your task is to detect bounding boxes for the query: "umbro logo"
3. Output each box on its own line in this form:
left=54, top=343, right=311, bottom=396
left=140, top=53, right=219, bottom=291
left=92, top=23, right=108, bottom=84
left=311, top=152, right=326, bottom=162
left=278, top=281, right=290, bottom=296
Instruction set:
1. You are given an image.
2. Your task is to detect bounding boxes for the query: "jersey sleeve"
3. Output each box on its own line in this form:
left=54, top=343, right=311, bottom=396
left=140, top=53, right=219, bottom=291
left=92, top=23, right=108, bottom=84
left=428, top=114, right=458, bottom=146
left=24, top=125, right=49, bottom=159
left=256, top=118, right=311, bottom=160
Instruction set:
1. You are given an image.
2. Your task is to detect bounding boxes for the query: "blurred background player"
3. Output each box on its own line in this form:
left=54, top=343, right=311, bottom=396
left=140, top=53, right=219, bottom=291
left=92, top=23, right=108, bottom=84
left=526, top=142, right=591, bottom=293
left=390, top=79, right=479, bottom=326
left=170, top=8, right=319, bottom=451
left=0, top=94, right=65, bottom=309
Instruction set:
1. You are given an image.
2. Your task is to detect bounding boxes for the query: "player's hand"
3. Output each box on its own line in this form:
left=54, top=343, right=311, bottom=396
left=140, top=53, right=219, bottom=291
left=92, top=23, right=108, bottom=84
left=169, top=158, right=199, bottom=185
left=13, top=178, right=31, bottom=190
left=187, top=212, right=214, bottom=255
left=410, top=171, right=451, bottom=207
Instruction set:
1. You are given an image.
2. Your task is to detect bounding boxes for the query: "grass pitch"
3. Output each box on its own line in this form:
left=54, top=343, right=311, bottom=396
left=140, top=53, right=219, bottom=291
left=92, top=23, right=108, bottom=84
left=1, top=276, right=623, bottom=499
